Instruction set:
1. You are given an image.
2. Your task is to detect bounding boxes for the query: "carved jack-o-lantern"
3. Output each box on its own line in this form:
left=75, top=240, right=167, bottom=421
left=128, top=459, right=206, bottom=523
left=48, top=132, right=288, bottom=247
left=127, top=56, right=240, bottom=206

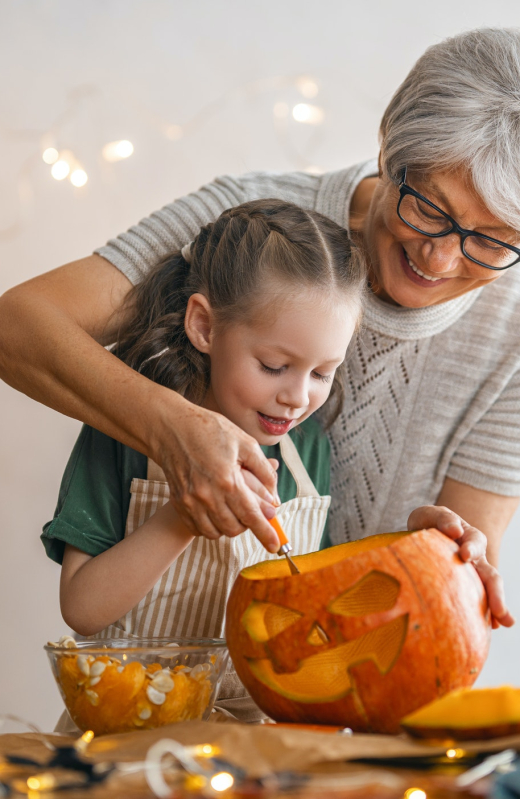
left=226, top=530, right=491, bottom=732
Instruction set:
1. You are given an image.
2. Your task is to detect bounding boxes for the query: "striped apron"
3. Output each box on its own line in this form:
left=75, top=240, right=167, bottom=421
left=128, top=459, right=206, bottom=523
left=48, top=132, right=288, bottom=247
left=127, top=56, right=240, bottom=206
left=94, top=434, right=330, bottom=721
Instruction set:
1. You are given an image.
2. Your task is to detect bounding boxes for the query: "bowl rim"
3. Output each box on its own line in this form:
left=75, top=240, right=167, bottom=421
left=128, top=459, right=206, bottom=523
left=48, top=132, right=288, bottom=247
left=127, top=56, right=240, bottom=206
left=44, top=636, right=228, bottom=654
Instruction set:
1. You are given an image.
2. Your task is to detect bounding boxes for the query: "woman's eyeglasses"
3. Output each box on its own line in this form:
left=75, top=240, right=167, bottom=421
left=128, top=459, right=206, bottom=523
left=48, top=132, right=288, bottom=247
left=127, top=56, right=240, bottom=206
left=397, top=168, right=520, bottom=271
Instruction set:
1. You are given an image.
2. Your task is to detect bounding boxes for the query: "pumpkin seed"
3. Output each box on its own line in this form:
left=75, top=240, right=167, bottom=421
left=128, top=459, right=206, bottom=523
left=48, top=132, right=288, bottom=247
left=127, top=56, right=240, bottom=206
left=150, top=673, right=174, bottom=693
left=85, top=689, right=99, bottom=706
left=138, top=707, right=152, bottom=720
left=146, top=685, right=167, bottom=705
left=90, top=661, right=106, bottom=677
left=117, top=666, right=124, bottom=673
left=59, top=635, right=77, bottom=648
left=89, top=676, right=101, bottom=687
left=77, top=655, right=91, bottom=676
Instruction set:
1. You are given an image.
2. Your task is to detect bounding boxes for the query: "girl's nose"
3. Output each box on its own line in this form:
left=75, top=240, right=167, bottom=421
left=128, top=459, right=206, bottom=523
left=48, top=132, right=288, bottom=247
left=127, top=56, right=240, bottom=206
left=420, top=234, right=464, bottom=274
left=277, top=378, right=309, bottom=412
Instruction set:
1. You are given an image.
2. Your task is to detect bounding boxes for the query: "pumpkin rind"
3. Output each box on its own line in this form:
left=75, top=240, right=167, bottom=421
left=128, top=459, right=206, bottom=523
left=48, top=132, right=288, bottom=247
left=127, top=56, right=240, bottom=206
left=225, top=529, right=491, bottom=732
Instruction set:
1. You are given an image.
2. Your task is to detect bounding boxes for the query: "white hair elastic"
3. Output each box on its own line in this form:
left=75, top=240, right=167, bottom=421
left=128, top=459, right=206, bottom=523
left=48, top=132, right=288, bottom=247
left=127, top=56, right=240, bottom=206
left=181, top=242, right=192, bottom=263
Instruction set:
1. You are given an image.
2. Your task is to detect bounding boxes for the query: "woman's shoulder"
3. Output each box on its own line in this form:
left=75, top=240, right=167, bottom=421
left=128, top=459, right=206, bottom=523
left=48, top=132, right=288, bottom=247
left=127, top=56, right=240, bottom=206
left=456, top=268, right=520, bottom=354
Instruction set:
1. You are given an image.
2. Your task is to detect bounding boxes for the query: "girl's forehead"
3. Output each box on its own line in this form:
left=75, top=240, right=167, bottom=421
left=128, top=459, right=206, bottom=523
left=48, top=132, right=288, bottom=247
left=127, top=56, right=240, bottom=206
left=245, top=282, right=359, bottom=324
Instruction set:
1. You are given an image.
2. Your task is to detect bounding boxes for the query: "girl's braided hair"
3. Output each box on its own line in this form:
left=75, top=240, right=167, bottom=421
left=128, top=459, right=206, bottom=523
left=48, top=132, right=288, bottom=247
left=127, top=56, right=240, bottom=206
left=113, top=198, right=365, bottom=425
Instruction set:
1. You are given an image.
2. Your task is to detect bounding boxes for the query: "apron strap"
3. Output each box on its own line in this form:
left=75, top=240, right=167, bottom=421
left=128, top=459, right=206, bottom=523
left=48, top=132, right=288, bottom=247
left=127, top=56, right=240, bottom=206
left=146, top=433, right=319, bottom=498
left=279, top=434, right=320, bottom=498
left=147, top=458, right=167, bottom=482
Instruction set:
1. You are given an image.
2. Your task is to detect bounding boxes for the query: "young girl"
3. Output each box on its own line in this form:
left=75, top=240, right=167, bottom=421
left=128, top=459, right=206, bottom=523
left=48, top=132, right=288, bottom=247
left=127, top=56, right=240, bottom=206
left=42, top=199, right=365, bottom=720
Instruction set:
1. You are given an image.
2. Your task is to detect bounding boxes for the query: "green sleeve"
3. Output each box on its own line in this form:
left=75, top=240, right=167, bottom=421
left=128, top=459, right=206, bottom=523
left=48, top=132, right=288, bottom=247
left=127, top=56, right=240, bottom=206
left=41, top=425, right=147, bottom=565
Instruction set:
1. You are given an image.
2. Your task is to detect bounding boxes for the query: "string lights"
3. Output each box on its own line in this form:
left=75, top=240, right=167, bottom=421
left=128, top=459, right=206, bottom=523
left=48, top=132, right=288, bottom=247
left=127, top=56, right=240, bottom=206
left=1, top=73, right=325, bottom=241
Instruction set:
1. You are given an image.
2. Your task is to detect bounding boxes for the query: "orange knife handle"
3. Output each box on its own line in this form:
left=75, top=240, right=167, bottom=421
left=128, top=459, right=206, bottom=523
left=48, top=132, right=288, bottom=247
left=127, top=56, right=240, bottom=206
left=270, top=516, right=291, bottom=550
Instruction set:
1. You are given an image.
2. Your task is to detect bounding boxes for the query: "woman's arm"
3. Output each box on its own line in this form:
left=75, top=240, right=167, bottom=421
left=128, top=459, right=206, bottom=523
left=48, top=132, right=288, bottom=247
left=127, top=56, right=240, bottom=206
left=408, top=477, right=519, bottom=629
left=0, top=255, right=279, bottom=549
left=60, top=502, right=194, bottom=635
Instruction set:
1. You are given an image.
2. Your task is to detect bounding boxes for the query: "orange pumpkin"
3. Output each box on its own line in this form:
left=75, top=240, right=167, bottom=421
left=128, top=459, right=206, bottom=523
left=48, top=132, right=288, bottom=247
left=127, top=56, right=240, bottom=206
left=225, top=529, right=491, bottom=732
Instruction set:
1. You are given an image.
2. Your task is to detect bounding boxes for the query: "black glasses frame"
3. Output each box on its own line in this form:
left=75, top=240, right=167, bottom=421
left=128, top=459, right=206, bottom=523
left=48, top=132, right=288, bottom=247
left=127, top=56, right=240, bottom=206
left=397, top=168, right=520, bottom=271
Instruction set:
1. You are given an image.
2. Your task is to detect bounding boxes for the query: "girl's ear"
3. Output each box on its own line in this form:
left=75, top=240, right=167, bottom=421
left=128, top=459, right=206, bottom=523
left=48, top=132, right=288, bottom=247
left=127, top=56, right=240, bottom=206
left=184, top=293, right=214, bottom=354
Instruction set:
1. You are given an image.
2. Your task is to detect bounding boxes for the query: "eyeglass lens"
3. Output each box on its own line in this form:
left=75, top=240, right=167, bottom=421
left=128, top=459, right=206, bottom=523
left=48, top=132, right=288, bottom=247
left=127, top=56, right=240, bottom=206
left=398, top=193, right=518, bottom=269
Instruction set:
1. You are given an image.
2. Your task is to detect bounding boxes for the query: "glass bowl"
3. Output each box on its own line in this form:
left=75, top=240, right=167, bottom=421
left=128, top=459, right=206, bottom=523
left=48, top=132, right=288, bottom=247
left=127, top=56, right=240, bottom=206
left=45, top=636, right=229, bottom=735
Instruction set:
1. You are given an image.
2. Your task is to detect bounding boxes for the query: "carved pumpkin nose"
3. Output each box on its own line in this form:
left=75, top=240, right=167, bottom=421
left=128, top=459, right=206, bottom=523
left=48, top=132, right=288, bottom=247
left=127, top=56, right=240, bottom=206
left=226, top=530, right=491, bottom=733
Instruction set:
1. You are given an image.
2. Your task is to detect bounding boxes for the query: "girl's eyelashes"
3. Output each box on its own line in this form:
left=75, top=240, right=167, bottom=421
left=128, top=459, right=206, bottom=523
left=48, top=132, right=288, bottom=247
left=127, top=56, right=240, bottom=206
left=260, top=362, right=285, bottom=376
left=313, top=371, right=332, bottom=383
left=260, top=361, right=333, bottom=383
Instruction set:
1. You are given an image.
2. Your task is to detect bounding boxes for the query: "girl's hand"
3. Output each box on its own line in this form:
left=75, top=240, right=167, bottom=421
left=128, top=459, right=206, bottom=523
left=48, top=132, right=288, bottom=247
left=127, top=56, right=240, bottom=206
left=155, top=397, right=281, bottom=553
left=407, top=505, right=515, bottom=629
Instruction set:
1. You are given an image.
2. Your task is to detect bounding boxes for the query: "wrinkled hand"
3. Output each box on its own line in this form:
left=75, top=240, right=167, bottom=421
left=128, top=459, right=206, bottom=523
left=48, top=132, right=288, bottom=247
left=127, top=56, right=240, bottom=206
left=407, top=505, right=515, bottom=629
left=155, top=398, right=280, bottom=552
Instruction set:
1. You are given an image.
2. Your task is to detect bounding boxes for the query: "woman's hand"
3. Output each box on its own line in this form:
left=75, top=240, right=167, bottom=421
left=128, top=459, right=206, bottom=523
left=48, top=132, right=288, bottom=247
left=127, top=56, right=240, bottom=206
left=407, top=505, right=515, bottom=629
left=154, top=396, right=281, bottom=553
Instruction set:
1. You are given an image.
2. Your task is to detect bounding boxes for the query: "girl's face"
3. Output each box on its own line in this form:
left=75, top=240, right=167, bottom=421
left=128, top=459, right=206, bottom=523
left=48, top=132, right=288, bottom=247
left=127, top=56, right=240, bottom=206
left=362, top=168, right=515, bottom=308
left=191, top=286, right=358, bottom=445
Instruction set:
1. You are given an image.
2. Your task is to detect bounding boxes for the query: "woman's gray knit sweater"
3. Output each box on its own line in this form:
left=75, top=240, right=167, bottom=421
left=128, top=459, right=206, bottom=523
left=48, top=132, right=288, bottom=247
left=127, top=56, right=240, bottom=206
left=95, top=160, right=520, bottom=544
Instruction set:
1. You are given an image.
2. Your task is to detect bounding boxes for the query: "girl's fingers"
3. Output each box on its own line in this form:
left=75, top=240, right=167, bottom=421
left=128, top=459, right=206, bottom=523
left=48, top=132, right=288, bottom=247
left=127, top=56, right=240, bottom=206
left=473, top=557, right=516, bottom=628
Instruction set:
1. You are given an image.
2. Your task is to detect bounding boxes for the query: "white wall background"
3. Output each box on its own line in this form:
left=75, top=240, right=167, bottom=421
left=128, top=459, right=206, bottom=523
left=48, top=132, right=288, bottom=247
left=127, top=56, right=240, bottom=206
left=1, top=0, right=520, bottom=732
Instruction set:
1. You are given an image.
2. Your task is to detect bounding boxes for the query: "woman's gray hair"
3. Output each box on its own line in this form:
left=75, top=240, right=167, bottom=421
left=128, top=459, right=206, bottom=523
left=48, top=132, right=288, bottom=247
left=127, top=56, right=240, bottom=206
left=379, top=28, right=520, bottom=231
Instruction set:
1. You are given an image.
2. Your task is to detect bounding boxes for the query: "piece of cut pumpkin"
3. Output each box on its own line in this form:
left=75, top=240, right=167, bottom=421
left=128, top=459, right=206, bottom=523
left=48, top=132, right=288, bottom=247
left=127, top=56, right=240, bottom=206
left=402, top=686, right=520, bottom=740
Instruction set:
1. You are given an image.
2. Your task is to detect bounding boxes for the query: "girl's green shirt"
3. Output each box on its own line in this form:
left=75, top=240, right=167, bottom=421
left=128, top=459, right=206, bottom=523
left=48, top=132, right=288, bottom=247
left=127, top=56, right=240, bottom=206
left=41, top=416, right=331, bottom=565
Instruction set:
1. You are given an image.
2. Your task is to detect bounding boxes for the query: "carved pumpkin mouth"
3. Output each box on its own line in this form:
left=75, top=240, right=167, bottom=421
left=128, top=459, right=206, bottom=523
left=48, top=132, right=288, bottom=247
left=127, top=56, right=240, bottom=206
left=246, top=614, right=408, bottom=703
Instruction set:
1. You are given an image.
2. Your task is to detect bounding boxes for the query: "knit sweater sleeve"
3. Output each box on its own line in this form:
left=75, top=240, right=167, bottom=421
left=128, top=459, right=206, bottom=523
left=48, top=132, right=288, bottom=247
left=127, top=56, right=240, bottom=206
left=446, top=366, right=520, bottom=496
left=94, top=171, right=321, bottom=285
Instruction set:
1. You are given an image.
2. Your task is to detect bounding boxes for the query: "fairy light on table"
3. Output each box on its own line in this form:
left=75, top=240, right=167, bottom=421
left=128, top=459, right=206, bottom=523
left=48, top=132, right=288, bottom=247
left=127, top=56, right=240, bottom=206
left=403, top=789, right=427, bottom=799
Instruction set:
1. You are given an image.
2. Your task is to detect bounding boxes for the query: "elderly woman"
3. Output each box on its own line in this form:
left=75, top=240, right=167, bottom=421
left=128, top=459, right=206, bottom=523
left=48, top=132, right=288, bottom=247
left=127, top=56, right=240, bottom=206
left=1, top=28, right=518, bottom=624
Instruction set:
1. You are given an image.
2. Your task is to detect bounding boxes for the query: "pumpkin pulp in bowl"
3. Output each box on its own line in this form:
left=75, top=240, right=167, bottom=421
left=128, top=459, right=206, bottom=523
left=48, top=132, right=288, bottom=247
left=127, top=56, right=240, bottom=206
left=226, top=529, right=491, bottom=732
left=45, top=637, right=229, bottom=735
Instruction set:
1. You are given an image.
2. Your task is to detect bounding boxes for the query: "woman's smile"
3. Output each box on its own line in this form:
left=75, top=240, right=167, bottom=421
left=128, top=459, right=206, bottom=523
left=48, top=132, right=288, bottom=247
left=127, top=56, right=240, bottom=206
left=400, top=246, right=451, bottom=287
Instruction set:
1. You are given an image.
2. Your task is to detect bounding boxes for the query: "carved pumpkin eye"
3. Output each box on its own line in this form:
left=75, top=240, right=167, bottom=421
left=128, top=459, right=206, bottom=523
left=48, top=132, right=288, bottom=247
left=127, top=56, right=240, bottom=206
left=328, top=570, right=400, bottom=616
left=241, top=602, right=302, bottom=642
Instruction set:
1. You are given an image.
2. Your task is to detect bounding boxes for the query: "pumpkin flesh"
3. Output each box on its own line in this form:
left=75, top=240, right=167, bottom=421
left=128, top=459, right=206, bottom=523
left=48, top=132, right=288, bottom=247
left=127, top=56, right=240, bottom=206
left=402, top=686, right=520, bottom=740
